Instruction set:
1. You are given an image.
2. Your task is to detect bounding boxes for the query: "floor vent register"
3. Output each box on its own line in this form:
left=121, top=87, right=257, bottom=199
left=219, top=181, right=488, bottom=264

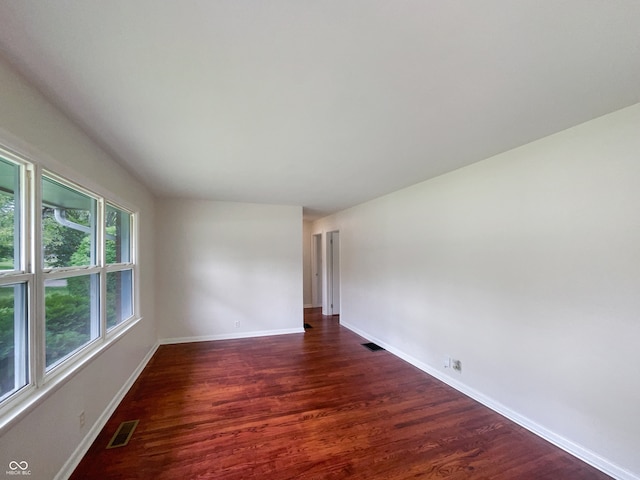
left=106, top=420, right=139, bottom=449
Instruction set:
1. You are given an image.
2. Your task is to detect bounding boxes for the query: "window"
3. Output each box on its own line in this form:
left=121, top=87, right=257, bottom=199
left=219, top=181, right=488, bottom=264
left=0, top=156, right=28, bottom=402
left=0, top=158, right=21, bottom=271
left=0, top=146, right=138, bottom=413
left=107, top=270, right=133, bottom=329
left=105, top=204, right=134, bottom=329
left=42, top=175, right=100, bottom=370
left=44, top=274, right=99, bottom=367
left=42, top=176, right=97, bottom=269
left=0, top=284, right=28, bottom=402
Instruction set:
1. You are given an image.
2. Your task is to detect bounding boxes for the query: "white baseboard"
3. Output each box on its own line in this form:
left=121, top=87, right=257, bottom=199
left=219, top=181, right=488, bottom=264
left=159, top=327, right=305, bottom=345
left=341, top=321, right=637, bottom=480
left=55, top=342, right=160, bottom=480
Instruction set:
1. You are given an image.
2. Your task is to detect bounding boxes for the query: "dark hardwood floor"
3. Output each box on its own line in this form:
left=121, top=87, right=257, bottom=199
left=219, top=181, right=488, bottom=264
left=70, top=308, right=611, bottom=479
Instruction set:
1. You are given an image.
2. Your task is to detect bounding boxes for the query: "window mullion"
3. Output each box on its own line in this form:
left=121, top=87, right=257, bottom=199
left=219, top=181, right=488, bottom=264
left=98, top=200, right=107, bottom=340
left=132, top=213, right=139, bottom=320
left=31, top=164, right=45, bottom=389
left=18, top=165, right=32, bottom=392
left=13, top=285, right=27, bottom=390
left=105, top=263, right=134, bottom=272
left=0, top=273, right=32, bottom=285
left=41, top=266, right=102, bottom=280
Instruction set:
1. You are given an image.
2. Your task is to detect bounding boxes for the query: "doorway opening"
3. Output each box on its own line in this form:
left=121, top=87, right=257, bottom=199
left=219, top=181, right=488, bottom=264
left=311, top=233, right=322, bottom=308
left=327, top=230, right=340, bottom=316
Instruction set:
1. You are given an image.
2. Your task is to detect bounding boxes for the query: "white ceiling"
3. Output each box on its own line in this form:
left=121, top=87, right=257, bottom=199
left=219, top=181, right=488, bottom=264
left=0, top=1, right=639, bottom=219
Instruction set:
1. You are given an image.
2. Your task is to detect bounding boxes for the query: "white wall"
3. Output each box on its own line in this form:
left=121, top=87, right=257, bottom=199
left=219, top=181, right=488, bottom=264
left=313, top=104, right=640, bottom=479
left=0, top=55, right=157, bottom=480
left=156, top=198, right=303, bottom=342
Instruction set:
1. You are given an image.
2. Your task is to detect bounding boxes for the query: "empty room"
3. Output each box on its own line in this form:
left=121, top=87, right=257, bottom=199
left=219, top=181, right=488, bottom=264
left=0, top=1, right=639, bottom=479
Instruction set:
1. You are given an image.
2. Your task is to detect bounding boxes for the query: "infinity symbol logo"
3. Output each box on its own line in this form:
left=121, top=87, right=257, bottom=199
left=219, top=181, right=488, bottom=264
left=8, top=461, right=29, bottom=470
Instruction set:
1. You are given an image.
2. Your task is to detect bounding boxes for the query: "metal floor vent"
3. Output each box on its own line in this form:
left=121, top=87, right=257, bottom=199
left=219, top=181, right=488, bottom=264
left=362, top=342, right=384, bottom=351
left=106, top=420, right=139, bottom=449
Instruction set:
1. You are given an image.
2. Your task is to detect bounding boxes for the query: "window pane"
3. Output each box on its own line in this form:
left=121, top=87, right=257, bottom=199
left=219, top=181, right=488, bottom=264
left=0, top=283, right=28, bottom=401
left=42, top=176, right=97, bottom=269
left=45, top=274, right=99, bottom=369
left=106, top=204, right=131, bottom=264
left=0, top=157, right=20, bottom=271
left=107, top=269, right=133, bottom=329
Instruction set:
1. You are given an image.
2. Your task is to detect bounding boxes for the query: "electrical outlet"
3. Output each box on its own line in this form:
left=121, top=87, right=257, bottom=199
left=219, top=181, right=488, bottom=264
left=235, top=321, right=240, bottom=328
left=443, top=356, right=451, bottom=368
left=79, top=411, right=86, bottom=429
left=451, top=359, right=462, bottom=373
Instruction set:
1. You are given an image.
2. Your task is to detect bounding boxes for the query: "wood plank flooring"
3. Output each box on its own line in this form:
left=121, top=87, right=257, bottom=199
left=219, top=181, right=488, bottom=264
left=70, top=309, right=611, bottom=479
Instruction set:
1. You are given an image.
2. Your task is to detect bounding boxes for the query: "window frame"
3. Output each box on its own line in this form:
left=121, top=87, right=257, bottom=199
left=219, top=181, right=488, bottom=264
left=41, top=172, right=103, bottom=376
left=0, top=145, right=140, bottom=429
